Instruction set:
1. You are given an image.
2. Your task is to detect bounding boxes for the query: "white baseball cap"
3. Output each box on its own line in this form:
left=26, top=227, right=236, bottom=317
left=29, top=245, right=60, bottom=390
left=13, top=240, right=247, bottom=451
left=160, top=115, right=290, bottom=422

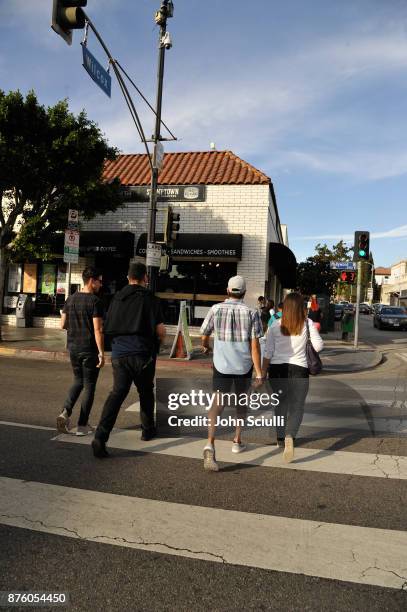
left=227, top=275, right=246, bottom=294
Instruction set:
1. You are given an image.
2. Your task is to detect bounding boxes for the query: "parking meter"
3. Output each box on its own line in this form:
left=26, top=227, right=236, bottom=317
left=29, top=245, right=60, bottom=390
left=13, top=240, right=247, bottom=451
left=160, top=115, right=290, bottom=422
left=16, top=294, right=33, bottom=328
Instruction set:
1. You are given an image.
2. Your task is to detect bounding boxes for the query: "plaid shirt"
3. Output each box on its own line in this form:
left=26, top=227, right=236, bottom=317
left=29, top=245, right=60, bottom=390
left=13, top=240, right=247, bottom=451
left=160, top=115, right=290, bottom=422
left=200, top=299, right=263, bottom=342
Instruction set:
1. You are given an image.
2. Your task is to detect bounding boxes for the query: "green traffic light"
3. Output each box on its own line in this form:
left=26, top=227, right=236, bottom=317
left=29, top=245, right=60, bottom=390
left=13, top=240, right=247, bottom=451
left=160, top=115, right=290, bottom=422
left=359, top=249, right=366, bottom=257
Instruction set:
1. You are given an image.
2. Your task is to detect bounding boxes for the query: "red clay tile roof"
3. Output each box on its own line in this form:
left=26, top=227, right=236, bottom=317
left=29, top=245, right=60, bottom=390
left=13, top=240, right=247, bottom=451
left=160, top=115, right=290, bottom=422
left=374, top=267, right=391, bottom=275
left=103, top=151, right=271, bottom=186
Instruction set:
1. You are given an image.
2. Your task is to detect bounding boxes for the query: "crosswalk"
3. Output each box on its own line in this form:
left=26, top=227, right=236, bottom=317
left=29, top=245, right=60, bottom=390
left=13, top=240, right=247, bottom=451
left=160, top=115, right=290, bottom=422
left=0, top=420, right=406, bottom=601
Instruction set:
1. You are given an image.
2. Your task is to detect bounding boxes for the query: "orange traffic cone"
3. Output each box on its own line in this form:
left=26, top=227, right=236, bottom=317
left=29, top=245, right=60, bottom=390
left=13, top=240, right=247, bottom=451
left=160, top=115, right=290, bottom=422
left=173, top=331, right=187, bottom=358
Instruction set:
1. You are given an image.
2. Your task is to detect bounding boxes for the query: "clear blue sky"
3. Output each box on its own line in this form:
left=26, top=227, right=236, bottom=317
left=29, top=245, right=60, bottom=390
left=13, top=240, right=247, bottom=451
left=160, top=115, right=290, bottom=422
left=1, top=0, right=407, bottom=266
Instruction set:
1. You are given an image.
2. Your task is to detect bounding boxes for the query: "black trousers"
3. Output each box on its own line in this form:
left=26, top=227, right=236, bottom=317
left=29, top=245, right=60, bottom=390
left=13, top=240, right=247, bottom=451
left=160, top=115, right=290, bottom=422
left=63, top=351, right=100, bottom=426
left=268, top=363, right=309, bottom=438
left=95, top=354, right=156, bottom=444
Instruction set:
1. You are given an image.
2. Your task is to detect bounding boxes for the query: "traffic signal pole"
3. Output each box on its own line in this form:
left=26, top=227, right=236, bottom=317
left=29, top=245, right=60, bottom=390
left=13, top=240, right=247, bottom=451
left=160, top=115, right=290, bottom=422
left=147, top=0, right=172, bottom=293
left=353, top=260, right=362, bottom=349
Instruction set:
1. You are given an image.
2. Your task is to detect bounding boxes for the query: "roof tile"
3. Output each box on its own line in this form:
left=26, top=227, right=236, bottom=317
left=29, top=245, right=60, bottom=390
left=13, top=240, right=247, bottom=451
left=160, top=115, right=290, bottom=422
left=103, top=151, right=270, bottom=186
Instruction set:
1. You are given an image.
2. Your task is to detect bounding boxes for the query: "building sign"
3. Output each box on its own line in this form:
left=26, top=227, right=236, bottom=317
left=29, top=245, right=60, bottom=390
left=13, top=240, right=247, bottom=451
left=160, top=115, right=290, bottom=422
left=121, top=185, right=206, bottom=203
left=41, top=264, right=56, bottom=295
left=23, top=263, right=37, bottom=294
left=136, top=233, right=242, bottom=260
left=79, top=231, right=135, bottom=258
left=7, top=264, right=22, bottom=293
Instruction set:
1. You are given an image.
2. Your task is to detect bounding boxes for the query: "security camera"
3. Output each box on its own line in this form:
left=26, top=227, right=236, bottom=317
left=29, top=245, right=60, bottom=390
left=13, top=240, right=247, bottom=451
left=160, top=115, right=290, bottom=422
left=161, top=31, right=172, bottom=49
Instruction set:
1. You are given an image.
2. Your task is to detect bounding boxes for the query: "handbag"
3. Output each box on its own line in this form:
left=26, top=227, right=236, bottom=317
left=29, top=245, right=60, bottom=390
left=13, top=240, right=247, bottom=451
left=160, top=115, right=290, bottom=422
left=306, top=320, right=322, bottom=375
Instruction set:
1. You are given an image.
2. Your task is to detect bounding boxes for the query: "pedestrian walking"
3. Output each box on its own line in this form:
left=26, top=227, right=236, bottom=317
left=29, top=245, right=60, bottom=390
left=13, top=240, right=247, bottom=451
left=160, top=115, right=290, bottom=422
left=308, top=294, right=322, bottom=331
left=92, top=263, right=166, bottom=458
left=257, top=295, right=266, bottom=311
left=262, top=292, right=323, bottom=462
left=57, top=267, right=104, bottom=436
left=201, top=275, right=263, bottom=471
left=268, top=301, right=283, bottom=327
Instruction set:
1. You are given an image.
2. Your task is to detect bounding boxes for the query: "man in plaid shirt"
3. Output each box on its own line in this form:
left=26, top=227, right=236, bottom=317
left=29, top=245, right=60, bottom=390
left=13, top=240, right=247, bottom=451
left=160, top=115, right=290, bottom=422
left=200, top=275, right=263, bottom=471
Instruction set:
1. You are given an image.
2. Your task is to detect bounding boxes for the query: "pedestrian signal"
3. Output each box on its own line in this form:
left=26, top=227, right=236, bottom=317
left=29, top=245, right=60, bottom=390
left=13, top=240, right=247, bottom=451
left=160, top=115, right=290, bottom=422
left=340, top=271, right=356, bottom=284
left=52, top=0, right=87, bottom=46
left=353, top=231, right=370, bottom=261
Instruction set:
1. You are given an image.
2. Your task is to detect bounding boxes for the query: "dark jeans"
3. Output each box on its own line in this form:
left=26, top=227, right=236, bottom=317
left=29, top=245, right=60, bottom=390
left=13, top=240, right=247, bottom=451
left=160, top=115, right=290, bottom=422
left=268, top=363, right=309, bottom=438
left=63, top=351, right=100, bottom=426
left=95, top=354, right=156, bottom=444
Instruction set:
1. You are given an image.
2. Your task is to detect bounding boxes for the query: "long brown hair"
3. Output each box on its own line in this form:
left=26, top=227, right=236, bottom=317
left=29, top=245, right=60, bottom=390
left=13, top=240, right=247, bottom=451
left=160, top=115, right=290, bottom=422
left=280, top=292, right=306, bottom=336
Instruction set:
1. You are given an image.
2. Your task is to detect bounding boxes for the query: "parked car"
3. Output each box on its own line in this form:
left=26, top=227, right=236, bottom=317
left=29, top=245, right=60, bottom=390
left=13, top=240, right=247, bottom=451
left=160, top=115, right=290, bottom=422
left=359, top=303, right=371, bottom=314
left=372, top=303, right=384, bottom=314
left=334, top=304, right=344, bottom=320
left=373, top=306, right=407, bottom=330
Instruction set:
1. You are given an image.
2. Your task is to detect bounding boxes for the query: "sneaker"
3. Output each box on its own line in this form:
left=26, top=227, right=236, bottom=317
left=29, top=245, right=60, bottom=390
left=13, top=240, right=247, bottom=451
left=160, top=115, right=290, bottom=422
left=141, top=427, right=157, bottom=441
left=76, top=424, right=95, bottom=437
left=91, top=438, right=109, bottom=459
left=203, top=445, right=219, bottom=471
left=57, top=410, right=71, bottom=434
left=232, top=441, right=246, bottom=453
left=283, top=435, right=294, bottom=463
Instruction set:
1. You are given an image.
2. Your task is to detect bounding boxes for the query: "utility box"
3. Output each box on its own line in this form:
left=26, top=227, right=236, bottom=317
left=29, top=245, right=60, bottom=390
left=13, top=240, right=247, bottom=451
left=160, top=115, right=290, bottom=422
left=16, top=294, right=34, bottom=328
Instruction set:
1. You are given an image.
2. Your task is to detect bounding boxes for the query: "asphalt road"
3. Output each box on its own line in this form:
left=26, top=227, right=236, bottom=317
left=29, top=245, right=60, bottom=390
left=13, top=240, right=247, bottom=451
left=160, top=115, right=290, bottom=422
left=0, top=323, right=406, bottom=611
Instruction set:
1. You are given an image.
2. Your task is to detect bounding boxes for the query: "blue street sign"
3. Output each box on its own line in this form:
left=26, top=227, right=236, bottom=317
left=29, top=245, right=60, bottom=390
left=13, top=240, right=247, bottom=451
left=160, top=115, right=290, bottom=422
left=330, top=261, right=357, bottom=271
left=82, top=44, right=111, bottom=98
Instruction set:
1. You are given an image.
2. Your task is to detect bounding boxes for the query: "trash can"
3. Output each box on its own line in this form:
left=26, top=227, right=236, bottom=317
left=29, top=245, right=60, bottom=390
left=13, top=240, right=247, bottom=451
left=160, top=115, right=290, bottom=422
left=341, top=311, right=354, bottom=341
left=16, top=294, right=34, bottom=328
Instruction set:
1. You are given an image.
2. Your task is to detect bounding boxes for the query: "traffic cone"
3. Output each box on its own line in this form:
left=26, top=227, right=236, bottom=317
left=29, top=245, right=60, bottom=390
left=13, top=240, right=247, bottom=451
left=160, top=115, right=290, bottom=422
left=174, top=331, right=187, bottom=358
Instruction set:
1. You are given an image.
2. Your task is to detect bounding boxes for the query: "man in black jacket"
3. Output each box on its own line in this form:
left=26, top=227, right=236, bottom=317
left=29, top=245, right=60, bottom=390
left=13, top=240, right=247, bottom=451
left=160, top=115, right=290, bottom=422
left=92, top=262, right=166, bottom=458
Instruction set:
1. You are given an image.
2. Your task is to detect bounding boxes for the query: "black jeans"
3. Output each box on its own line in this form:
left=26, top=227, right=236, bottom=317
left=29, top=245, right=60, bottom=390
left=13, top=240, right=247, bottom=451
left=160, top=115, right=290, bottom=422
left=268, top=363, right=309, bottom=438
left=63, top=351, right=100, bottom=426
left=95, top=354, right=156, bottom=444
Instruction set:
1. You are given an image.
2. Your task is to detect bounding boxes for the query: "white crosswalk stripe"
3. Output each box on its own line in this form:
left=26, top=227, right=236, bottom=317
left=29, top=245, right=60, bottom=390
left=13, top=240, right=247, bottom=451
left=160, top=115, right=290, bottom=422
left=53, top=429, right=407, bottom=480
left=0, top=476, right=406, bottom=590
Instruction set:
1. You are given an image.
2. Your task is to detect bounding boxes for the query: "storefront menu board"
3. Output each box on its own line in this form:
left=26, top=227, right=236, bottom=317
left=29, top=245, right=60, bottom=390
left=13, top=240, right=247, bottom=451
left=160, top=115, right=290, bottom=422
left=41, top=264, right=56, bottom=295
left=23, top=263, right=38, bottom=294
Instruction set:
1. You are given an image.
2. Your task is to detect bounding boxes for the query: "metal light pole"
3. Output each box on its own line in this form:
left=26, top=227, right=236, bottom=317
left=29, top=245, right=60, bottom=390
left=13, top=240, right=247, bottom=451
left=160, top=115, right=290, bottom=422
left=147, top=0, right=173, bottom=293
left=353, top=261, right=362, bottom=348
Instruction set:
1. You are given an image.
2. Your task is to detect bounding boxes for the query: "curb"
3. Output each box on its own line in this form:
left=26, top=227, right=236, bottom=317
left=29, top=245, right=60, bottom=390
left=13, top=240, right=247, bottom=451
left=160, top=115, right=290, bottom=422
left=0, top=345, right=382, bottom=373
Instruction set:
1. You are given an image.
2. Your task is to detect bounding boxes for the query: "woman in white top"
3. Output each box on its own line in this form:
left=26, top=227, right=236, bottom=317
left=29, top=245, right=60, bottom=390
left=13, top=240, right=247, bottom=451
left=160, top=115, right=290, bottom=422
left=262, top=292, right=324, bottom=462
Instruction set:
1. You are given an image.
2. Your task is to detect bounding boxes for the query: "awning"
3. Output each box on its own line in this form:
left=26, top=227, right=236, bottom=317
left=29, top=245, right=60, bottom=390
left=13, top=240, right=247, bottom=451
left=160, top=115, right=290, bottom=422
left=136, top=233, right=242, bottom=260
left=269, top=242, right=297, bottom=288
left=79, top=231, right=135, bottom=258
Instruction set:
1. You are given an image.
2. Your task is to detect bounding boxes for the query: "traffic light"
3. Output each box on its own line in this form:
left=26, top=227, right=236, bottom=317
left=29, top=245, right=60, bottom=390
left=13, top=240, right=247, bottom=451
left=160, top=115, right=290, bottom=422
left=164, top=206, right=180, bottom=246
left=52, top=0, right=87, bottom=46
left=340, top=271, right=356, bottom=284
left=353, top=231, right=370, bottom=261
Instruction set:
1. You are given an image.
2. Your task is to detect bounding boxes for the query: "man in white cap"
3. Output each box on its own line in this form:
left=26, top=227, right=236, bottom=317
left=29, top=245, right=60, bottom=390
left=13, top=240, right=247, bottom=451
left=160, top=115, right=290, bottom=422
left=200, top=275, right=263, bottom=471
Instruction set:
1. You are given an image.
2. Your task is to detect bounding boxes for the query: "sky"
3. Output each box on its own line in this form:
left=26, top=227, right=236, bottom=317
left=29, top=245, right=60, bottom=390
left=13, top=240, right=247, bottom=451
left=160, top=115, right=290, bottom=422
left=1, top=0, right=407, bottom=266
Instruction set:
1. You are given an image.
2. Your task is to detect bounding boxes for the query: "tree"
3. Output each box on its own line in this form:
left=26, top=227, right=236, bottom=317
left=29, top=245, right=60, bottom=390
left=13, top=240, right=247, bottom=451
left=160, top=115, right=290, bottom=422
left=296, top=241, right=353, bottom=298
left=0, top=90, right=123, bottom=337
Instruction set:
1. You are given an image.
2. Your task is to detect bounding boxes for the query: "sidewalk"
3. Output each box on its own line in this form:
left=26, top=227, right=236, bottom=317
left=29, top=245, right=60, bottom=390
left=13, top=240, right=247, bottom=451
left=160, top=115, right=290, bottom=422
left=0, top=325, right=382, bottom=373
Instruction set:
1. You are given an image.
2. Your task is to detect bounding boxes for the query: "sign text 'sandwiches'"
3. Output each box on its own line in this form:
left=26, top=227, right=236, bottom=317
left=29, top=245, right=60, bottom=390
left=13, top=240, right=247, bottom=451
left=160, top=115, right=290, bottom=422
left=121, top=185, right=206, bottom=203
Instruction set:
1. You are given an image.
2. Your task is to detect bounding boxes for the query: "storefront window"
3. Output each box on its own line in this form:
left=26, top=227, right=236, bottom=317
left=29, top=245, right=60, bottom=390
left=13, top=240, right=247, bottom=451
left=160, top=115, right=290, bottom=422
left=157, top=261, right=237, bottom=295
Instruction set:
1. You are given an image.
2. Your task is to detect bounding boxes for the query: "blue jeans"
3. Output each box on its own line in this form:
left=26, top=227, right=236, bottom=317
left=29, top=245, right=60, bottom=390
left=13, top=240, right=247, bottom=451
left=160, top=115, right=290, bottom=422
left=63, top=351, right=100, bottom=426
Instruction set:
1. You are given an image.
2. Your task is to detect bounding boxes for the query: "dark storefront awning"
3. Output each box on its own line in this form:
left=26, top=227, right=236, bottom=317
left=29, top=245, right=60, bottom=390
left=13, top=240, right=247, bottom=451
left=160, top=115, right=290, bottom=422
left=80, top=231, right=135, bottom=257
left=269, top=242, right=297, bottom=288
left=136, top=233, right=242, bottom=260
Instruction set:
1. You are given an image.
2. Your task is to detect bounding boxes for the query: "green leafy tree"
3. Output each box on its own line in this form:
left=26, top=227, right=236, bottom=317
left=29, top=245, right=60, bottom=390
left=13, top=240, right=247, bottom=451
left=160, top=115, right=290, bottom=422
left=0, top=90, right=123, bottom=336
left=297, top=240, right=353, bottom=298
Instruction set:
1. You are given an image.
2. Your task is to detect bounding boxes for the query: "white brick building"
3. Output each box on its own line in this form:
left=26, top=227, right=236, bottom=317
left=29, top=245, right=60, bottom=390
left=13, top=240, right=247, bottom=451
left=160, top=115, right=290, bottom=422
left=1, top=151, right=296, bottom=327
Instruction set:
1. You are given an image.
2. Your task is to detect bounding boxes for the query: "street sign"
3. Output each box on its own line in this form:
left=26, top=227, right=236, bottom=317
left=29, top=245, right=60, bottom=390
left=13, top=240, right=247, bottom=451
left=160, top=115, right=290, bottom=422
left=146, top=242, right=162, bottom=268
left=82, top=44, right=112, bottom=98
left=67, top=209, right=79, bottom=229
left=154, top=141, right=165, bottom=171
left=330, top=261, right=357, bottom=271
left=64, top=229, right=80, bottom=264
